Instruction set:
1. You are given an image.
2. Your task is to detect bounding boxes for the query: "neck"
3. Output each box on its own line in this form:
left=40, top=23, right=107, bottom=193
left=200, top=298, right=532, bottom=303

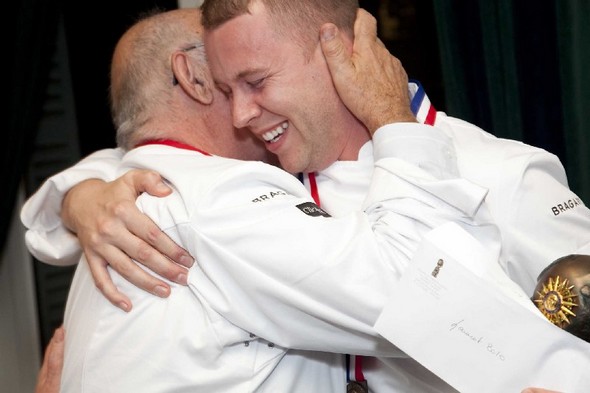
left=134, top=117, right=211, bottom=154
left=339, top=120, right=371, bottom=161
left=332, top=104, right=372, bottom=162
left=136, top=139, right=211, bottom=155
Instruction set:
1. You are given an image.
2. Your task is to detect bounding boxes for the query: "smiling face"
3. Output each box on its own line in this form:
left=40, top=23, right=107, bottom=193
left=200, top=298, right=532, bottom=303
left=205, top=82, right=276, bottom=163
left=203, top=1, right=366, bottom=173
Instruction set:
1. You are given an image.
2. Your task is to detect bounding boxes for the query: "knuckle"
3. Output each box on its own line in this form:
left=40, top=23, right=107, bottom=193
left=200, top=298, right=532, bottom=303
left=95, top=218, right=116, bottom=239
left=86, top=231, right=105, bottom=248
left=114, top=260, right=133, bottom=277
left=368, top=14, right=377, bottom=26
left=172, top=249, right=188, bottom=262
left=125, top=169, right=143, bottom=179
left=135, top=244, right=154, bottom=262
left=145, top=226, right=161, bottom=245
left=110, top=200, right=131, bottom=218
left=94, top=279, right=106, bottom=293
left=144, top=170, right=161, bottom=182
left=133, top=169, right=161, bottom=187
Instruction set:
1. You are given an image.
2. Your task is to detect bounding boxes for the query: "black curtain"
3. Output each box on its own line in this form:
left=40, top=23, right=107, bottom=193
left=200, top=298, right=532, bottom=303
left=4, top=0, right=60, bottom=254
left=433, top=0, right=590, bottom=203
left=62, top=0, right=178, bottom=157
left=6, top=0, right=178, bottom=350
left=556, top=1, right=590, bottom=203
left=367, top=0, right=447, bottom=109
left=4, top=1, right=179, bottom=254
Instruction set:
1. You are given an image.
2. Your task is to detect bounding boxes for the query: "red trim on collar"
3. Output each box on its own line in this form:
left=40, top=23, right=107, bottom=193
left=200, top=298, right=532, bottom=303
left=136, top=139, right=211, bottom=156
left=308, top=172, right=321, bottom=206
left=424, top=103, right=437, bottom=126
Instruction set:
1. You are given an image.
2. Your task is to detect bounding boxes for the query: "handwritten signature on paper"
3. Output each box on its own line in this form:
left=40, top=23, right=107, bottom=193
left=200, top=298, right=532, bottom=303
left=449, top=319, right=506, bottom=361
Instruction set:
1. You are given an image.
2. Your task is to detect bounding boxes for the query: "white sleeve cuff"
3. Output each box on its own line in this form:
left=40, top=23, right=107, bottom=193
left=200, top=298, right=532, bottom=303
left=20, top=148, right=124, bottom=265
left=373, top=123, right=459, bottom=179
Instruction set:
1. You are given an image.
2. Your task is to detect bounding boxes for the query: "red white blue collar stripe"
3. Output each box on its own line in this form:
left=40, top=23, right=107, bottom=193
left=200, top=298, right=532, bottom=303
left=346, top=80, right=437, bottom=390
left=409, top=79, right=437, bottom=126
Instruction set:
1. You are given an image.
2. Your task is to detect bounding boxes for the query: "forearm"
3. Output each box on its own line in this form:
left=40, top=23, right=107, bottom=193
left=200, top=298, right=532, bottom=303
left=180, top=141, right=492, bottom=354
left=21, top=148, right=123, bottom=265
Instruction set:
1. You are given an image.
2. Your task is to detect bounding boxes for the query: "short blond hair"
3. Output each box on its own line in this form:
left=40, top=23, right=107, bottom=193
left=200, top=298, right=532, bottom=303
left=201, top=0, right=358, bottom=50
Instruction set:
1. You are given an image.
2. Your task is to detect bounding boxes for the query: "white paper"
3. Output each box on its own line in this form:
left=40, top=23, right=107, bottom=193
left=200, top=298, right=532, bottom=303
left=374, top=223, right=590, bottom=393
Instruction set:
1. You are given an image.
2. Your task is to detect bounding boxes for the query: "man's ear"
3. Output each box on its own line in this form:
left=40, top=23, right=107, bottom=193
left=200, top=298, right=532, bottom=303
left=171, top=51, right=213, bottom=105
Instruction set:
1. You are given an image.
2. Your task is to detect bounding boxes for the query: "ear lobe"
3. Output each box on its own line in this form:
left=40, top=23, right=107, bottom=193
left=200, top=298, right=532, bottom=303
left=171, top=51, right=213, bottom=105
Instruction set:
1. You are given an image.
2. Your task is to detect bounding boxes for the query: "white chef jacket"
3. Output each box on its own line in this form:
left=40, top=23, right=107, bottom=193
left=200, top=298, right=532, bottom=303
left=22, top=123, right=495, bottom=392
left=302, top=83, right=590, bottom=391
left=22, top=83, right=590, bottom=391
left=413, top=82, right=590, bottom=294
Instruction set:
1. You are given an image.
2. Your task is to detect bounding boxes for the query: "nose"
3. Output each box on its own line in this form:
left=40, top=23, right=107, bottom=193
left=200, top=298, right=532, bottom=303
left=232, top=91, right=261, bottom=129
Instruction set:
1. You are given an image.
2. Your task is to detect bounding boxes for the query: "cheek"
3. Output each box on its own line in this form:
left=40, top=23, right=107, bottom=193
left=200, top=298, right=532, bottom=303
left=297, top=69, right=341, bottom=116
left=261, top=66, right=331, bottom=115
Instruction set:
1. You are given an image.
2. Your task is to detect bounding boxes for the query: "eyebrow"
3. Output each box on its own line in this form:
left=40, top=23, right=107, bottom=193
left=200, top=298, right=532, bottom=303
left=236, top=67, right=267, bottom=81
left=212, top=66, right=268, bottom=87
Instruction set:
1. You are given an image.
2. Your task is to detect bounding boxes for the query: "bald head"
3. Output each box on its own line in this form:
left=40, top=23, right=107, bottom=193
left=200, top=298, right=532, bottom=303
left=110, top=8, right=206, bottom=149
left=107, top=7, right=270, bottom=162
left=111, top=8, right=203, bottom=95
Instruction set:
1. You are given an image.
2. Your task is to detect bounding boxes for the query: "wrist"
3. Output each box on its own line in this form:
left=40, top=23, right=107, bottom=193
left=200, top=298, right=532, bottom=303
left=61, top=179, right=105, bottom=233
left=368, top=110, right=417, bottom=136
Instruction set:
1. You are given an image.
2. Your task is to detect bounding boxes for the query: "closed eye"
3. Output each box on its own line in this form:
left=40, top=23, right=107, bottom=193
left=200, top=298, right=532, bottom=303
left=247, top=77, right=265, bottom=89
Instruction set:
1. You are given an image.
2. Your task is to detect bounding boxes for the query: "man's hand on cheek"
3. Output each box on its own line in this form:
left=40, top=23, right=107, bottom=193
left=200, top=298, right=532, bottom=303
left=62, top=170, right=194, bottom=311
left=319, top=8, right=416, bottom=134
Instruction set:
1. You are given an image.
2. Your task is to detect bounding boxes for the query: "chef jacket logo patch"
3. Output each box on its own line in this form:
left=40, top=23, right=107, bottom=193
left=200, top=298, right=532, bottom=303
left=551, top=197, right=584, bottom=216
left=252, top=190, right=288, bottom=203
left=296, top=202, right=331, bottom=217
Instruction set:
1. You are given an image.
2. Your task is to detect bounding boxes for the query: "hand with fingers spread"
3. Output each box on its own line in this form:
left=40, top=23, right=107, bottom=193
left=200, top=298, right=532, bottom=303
left=320, top=8, right=416, bottom=134
left=62, top=169, right=194, bottom=311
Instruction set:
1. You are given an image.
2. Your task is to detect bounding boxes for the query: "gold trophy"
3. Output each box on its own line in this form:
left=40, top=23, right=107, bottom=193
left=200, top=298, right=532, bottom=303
left=533, top=254, right=590, bottom=343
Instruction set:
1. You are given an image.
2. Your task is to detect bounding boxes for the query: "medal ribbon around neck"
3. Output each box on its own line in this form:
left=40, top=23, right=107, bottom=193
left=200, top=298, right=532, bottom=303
left=304, top=81, right=438, bottom=392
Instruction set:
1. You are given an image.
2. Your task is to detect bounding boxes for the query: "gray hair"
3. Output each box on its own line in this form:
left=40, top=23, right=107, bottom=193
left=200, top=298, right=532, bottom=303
left=110, top=9, right=206, bottom=149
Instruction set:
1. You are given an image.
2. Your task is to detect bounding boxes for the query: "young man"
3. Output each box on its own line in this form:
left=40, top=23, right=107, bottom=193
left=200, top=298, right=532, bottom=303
left=199, top=0, right=590, bottom=296
left=196, top=2, right=590, bottom=390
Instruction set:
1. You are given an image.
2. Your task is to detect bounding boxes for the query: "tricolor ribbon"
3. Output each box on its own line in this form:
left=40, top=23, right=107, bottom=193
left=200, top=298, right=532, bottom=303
left=347, top=80, right=437, bottom=391
left=302, top=81, right=438, bottom=392
left=409, top=79, right=437, bottom=126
